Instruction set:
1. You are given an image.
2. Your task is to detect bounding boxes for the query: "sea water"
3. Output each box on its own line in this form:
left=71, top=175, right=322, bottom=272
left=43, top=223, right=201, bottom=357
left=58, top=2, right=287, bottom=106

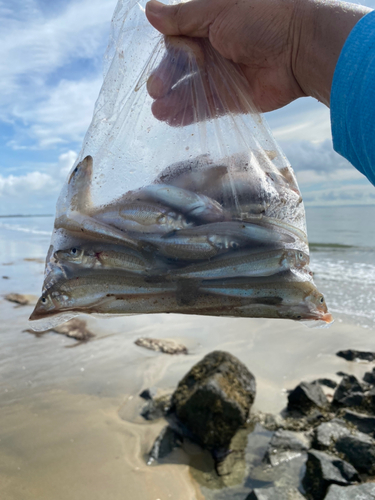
left=1, top=206, right=374, bottom=329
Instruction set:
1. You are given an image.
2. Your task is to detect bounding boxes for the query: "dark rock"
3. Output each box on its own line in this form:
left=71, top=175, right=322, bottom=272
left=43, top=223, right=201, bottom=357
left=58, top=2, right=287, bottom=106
left=287, top=381, right=328, bottom=414
left=139, top=388, right=157, bottom=401
left=336, top=371, right=349, bottom=377
left=365, top=387, right=375, bottom=412
left=317, top=378, right=338, bottom=389
left=148, top=426, right=182, bottom=462
left=166, top=351, right=256, bottom=450
left=335, top=432, right=375, bottom=474
left=215, top=427, right=248, bottom=482
left=325, top=483, right=375, bottom=499
left=363, top=368, right=375, bottom=385
left=302, top=450, right=360, bottom=500
left=246, top=486, right=305, bottom=500
left=141, top=394, right=171, bottom=421
left=336, top=349, right=375, bottom=362
left=342, top=409, right=375, bottom=436
left=264, top=429, right=309, bottom=466
left=312, top=419, right=350, bottom=450
left=332, top=375, right=364, bottom=406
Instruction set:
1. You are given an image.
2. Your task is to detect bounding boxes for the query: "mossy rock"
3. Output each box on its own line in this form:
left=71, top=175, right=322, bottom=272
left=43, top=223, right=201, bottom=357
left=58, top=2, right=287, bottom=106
left=167, top=350, right=256, bottom=450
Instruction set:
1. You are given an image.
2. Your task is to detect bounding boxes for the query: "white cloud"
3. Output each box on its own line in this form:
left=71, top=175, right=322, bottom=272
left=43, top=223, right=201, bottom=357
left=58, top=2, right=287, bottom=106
left=0, top=0, right=117, bottom=149
left=0, top=151, right=77, bottom=214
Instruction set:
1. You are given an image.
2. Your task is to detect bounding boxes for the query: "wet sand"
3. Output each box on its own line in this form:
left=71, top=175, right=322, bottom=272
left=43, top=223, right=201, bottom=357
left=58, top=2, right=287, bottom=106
left=1, top=296, right=375, bottom=500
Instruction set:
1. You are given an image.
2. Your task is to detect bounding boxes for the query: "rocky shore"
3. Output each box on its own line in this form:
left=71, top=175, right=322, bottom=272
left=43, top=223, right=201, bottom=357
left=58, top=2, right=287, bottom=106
left=139, top=349, right=375, bottom=500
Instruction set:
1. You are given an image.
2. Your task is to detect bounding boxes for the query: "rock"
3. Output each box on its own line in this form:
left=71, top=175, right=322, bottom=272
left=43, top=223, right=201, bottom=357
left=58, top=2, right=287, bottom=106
left=365, top=387, right=375, bottom=412
left=317, top=378, right=338, bottom=389
left=336, top=371, right=349, bottom=378
left=336, top=349, right=375, bottom=362
left=246, top=486, right=305, bottom=500
left=335, top=432, right=375, bottom=474
left=24, top=318, right=95, bottom=341
left=134, top=337, right=188, bottom=355
left=141, top=394, right=171, bottom=421
left=325, top=483, right=375, bottom=500
left=264, top=429, right=309, bottom=467
left=4, top=292, right=36, bottom=305
left=363, top=368, right=375, bottom=385
left=287, top=381, right=328, bottom=414
left=332, top=375, right=364, bottom=406
left=166, top=351, right=256, bottom=450
left=302, top=450, right=360, bottom=500
left=342, top=409, right=375, bottom=436
left=139, top=388, right=157, bottom=401
left=52, top=319, right=94, bottom=341
left=215, top=427, right=248, bottom=483
left=312, top=419, right=351, bottom=450
left=148, top=426, right=181, bottom=463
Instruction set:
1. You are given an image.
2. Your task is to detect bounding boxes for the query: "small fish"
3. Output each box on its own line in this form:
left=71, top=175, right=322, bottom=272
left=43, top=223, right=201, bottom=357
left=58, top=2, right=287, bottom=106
left=55, top=244, right=156, bottom=274
left=200, top=280, right=329, bottom=316
left=168, top=249, right=309, bottom=280
left=169, top=221, right=294, bottom=246
left=29, top=272, right=178, bottom=320
left=140, top=183, right=224, bottom=222
left=95, top=201, right=192, bottom=234
left=135, top=232, right=222, bottom=260
left=54, top=213, right=143, bottom=250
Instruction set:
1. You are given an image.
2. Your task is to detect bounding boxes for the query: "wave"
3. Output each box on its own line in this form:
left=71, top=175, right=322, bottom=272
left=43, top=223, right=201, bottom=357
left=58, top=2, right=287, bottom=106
left=0, top=221, right=51, bottom=236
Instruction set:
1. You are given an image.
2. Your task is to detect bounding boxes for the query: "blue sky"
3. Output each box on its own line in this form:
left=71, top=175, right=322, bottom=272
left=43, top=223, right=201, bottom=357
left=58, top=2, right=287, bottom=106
left=0, top=0, right=375, bottom=214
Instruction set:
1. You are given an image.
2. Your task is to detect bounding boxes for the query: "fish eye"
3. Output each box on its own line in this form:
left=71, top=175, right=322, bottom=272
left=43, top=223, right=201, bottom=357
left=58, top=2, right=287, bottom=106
left=299, top=252, right=304, bottom=259
left=296, top=315, right=302, bottom=320
left=319, top=296, right=325, bottom=304
left=41, top=296, right=47, bottom=304
left=70, top=248, right=78, bottom=255
left=230, top=241, right=240, bottom=249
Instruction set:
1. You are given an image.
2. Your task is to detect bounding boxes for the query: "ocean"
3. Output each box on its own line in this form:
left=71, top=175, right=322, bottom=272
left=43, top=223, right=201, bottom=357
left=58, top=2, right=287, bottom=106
left=1, top=205, right=374, bottom=329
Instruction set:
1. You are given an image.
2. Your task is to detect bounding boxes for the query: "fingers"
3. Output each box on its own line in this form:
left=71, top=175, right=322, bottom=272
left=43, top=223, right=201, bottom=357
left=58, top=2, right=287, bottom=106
left=145, top=0, right=225, bottom=37
left=147, top=36, right=205, bottom=100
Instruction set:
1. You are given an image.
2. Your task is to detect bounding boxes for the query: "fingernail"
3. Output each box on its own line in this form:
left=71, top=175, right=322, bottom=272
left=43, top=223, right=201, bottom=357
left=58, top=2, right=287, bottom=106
left=146, top=0, right=165, bottom=17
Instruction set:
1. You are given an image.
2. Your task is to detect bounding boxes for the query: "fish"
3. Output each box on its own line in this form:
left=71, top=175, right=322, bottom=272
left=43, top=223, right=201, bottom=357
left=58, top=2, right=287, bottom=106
left=199, top=280, right=329, bottom=318
left=167, top=221, right=295, bottom=246
left=54, top=244, right=157, bottom=274
left=167, top=249, right=309, bottom=280
left=54, top=213, right=143, bottom=250
left=238, top=215, right=308, bottom=245
left=94, top=201, right=192, bottom=234
left=29, top=272, right=178, bottom=320
left=140, top=183, right=224, bottom=222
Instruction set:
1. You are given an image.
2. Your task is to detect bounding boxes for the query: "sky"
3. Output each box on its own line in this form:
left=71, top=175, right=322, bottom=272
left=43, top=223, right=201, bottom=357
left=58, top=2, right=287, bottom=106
left=0, top=0, right=375, bottom=215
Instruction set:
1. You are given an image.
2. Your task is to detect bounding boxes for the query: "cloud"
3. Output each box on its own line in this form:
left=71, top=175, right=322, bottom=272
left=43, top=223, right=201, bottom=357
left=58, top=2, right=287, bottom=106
left=0, top=150, right=77, bottom=214
left=0, top=0, right=117, bottom=150
left=280, top=139, right=353, bottom=173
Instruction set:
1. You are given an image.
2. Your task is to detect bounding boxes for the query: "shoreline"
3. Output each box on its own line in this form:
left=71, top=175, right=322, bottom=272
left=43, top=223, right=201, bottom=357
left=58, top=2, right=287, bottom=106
left=1, top=298, right=375, bottom=499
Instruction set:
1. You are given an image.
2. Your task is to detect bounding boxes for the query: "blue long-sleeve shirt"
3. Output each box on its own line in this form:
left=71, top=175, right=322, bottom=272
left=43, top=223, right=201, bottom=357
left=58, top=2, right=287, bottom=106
left=331, top=9, right=375, bottom=186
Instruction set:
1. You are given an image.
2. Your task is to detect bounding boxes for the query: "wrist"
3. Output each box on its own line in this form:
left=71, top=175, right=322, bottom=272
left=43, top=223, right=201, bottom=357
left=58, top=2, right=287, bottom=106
left=293, top=0, right=372, bottom=106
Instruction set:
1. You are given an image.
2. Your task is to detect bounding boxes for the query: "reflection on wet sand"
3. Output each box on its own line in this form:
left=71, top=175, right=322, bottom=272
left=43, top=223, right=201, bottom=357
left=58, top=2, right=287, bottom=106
left=1, top=300, right=375, bottom=500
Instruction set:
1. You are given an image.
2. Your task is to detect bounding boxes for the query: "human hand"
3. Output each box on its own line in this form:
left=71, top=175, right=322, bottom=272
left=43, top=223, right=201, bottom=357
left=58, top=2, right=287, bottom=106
left=145, top=0, right=370, bottom=124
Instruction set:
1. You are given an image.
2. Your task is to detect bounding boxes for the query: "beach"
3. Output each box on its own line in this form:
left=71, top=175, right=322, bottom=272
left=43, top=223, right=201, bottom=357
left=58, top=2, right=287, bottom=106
left=0, top=207, right=375, bottom=500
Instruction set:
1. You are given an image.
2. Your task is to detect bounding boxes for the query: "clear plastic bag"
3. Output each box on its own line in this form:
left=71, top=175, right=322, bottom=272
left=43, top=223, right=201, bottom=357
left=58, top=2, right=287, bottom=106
left=29, top=0, right=332, bottom=330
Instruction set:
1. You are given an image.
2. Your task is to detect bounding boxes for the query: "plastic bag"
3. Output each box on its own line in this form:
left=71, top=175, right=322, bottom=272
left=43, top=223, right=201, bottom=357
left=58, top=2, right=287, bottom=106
left=29, top=0, right=332, bottom=330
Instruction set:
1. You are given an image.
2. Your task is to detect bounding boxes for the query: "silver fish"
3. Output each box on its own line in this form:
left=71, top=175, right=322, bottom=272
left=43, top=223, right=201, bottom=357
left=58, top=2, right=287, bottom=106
left=94, top=201, right=192, bottom=234
left=200, top=280, right=329, bottom=313
left=55, top=244, right=157, bottom=274
left=168, top=249, right=309, bottom=280
left=29, top=272, right=177, bottom=320
left=140, top=183, right=224, bottom=222
left=168, top=221, right=295, bottom=246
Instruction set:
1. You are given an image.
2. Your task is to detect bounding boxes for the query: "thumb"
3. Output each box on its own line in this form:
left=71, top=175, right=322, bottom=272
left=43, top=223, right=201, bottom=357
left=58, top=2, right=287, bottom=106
left=145, top=0, right=223, bottom=37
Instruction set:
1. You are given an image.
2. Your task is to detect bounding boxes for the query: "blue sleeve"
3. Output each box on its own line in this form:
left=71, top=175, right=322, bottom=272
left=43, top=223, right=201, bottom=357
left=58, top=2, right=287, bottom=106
left=331, top=10, right=375, bottom=186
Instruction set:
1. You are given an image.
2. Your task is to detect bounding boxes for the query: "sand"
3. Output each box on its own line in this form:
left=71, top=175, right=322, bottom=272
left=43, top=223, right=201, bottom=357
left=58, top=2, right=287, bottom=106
left=1, top=298, right=374, bottom=500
